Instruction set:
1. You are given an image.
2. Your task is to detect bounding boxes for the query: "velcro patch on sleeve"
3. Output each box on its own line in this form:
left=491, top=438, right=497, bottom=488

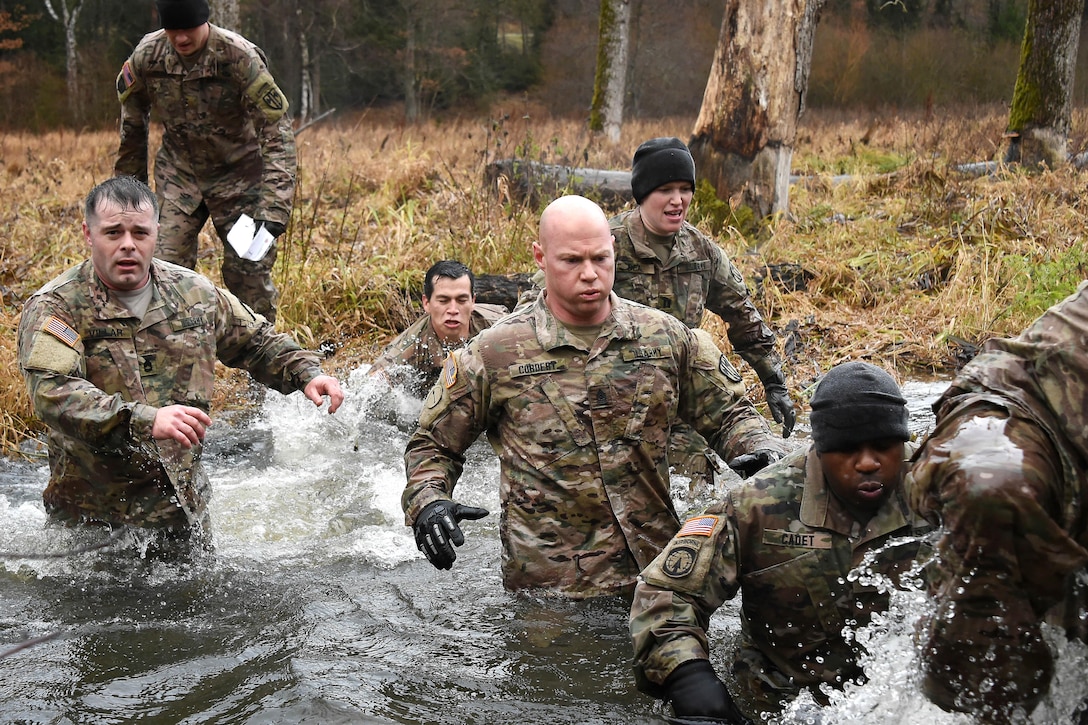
left=116, top=61, right=136, bottom=100
left=246, top=72, right=288, bottom=122
left=25, top=332, right=81, bottom=374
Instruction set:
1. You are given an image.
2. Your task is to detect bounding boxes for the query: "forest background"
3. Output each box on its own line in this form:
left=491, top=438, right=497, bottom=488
left=1, top=0, right=1087, bottom=456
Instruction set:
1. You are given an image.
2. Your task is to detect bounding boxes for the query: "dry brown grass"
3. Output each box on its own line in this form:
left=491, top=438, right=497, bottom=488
left=2, top=101, right=1086, bottom=457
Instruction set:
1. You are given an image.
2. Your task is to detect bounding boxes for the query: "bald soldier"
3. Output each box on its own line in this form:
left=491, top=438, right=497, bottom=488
left=630, top=362, right=931, bottom=722
left=115, top=0, right=296, bottom=323
left=401, top=195, right=786, bottom=599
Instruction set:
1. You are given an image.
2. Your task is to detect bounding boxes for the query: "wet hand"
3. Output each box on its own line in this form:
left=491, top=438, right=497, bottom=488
left=664, top=660, right=753, bottom=725
left=413, top=499, right=489, bottom=570
left=304, top=374, right=344, bottom=413
left=764, top=382, right=796, bottom=438
left=726, top=448, right=783, bottom=479
left=152, top=404, right=212, bottom=448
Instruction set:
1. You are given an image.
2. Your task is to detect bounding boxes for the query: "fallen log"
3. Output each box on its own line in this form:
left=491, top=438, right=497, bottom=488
left=401, top=272, right=534, bottom=313
left=484, top=159, right=633, bottom=209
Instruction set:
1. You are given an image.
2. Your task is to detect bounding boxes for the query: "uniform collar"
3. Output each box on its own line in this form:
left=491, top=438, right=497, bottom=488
left=530, top=291, right=640, bottom=353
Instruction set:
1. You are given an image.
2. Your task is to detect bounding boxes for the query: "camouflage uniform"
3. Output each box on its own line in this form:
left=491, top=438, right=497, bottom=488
left=611, top=210, right=784, bottom=489
left=115, top=24, right=297, bottom=322
left=908, top=280, right=1088, bottom=719
left=369, top=304, right=507, bottom=395
left=403, top=292, right=785, bottom=599
left=17, top=258, right=327, bottom=531
left=630, top=443, right=930, bottom=717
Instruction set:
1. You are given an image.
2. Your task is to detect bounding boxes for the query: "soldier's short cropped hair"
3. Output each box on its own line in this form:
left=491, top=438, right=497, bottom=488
left=424, top=260, right=475, bottom=299
left=85, top=176, right=158, bottom=223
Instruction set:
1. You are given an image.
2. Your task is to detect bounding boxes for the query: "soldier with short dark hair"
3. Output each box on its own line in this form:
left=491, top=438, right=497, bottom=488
left=17, top=177, right=342, bottom=547
left=114, top=0, right=296, bottom=323
left=369, top=260, right=507, bottom=395
left=402, top=195, right=786, bottom=600
left=629, top=361, right=930, bottom=722
left=909, top=281, right=1088, bottom=723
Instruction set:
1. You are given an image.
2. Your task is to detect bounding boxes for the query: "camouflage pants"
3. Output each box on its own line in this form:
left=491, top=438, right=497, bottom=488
left=909, top=402, right=1088, bottom=720
left=156, top=196, right=280, bottom=323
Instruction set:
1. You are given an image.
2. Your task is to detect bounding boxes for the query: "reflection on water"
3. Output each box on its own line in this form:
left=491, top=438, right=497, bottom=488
left=0, top=372, right=1083, bottom=723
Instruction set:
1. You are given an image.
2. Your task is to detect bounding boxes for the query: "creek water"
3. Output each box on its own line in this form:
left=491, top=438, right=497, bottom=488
left=0, top=373, right=1085, bottom=724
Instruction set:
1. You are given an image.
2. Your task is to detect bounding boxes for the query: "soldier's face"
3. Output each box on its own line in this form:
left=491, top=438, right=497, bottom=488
left=164, top=23, right=210, bottom=57
left=640, top=181, right=693, bottom=236
left=533, top=229, right=615, bottom=326
left=423, top=275, right=475, bottom=344
left=818, top=438, right=905, bottom=513
left=85, top=199, right=157, bottom=291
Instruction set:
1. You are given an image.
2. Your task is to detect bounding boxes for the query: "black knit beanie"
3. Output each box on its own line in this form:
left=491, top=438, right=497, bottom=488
left=157, top=0, right=210, bottom=29
left=630, top=137, right=696, bottom=204
left=809, top=361, right=909, bottom=453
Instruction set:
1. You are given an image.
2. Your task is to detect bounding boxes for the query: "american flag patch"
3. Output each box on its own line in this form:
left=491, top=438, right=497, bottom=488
left=43, top=316, right=80, bottom=348
left=443, top=352, right=458, bottom=388
left=120, top=61, right=135, bottom=89
left=677, top=515, right=718, bottom=537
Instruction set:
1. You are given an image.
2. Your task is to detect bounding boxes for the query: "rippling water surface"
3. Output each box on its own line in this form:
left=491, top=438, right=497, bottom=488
left=0, top=373, right=1084, bottom=724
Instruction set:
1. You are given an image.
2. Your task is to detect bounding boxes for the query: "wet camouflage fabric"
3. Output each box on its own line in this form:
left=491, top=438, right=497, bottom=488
left=18, top=259, right=327, bottom=530
left=631, top=443, right=930, bottom=717
left=115, top=24, right=297, bottom=321
left=609, top=210, right=781, bottom=379
left=403, top=292, right=784, bottom=599
left=370, top=303, right=507, bottom=395
left=908, top=280, right=1088, bottom=718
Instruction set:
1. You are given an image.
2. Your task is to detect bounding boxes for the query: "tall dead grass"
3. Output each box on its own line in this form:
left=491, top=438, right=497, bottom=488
left=1, top=102, right=1086, bottom=457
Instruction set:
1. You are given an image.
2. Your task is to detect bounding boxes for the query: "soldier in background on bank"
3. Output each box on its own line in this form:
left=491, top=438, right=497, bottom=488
left=630, top=361, right=929, bottom=722
left=611, top=137, right=795, bottom=490
left=114, top=0, right=296, bottom=323
left=17, top=177, right=342, bottom=550
left=909, top=281, right=1088, bottom=724
left=369, top=260, right=507, bottom=396
left=402, top=195, right=786, bottom=600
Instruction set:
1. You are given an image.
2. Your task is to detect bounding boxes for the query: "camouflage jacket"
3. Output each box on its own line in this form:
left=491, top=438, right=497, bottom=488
left=115, top=24, right=297, bottom=226
left=403, top=292, right=784, bottom=599
left=610, top=210, right=782, bottom=382
left=631, top=443, right=930, bottom=710
left=912, top=280, right=1088, bottom=534
left=369, top=304, right=507, bottom=394
left=17, top=259, right=326, bottom=528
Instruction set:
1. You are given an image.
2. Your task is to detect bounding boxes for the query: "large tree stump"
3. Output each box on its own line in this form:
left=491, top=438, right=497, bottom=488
left=484, top=159, right=633, bottom=209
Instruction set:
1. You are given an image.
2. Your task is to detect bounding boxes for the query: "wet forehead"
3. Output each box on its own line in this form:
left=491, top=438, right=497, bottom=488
left=90, top=199, right=157, bottom=229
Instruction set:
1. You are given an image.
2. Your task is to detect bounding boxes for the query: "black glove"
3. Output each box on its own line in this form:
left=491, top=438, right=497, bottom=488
left=412, top=499, right=489, bottom=570
left=664, top=660, right=752, bottom=725
left=255, top=219, right=287, bottom=238
left=763, top=382, right=796, bottom=438
left=727, top=448, right=783, bottom=479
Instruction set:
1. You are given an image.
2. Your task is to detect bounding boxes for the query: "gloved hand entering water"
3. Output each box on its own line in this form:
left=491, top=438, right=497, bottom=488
left=664, top=659, right=753, bottom=725
left=413, top=499, right=489, bottom=570
left=727, top=449, right=783, bottom=479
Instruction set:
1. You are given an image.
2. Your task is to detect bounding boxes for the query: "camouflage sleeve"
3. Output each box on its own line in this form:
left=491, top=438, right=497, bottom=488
left=683, top=329, right=786, bottom=460
left=402, top=348, right=489, bottom=524
left=701, top=239, right=781, bottom=376
left=114, top=55, right=151, bottom=183
left=631, top=506, right=741, bottom=693
left=240, top=49, right=297, bottom=226
left=212, top=287, right=323, bottom=393
left=17, top=297, right=157, bottom=451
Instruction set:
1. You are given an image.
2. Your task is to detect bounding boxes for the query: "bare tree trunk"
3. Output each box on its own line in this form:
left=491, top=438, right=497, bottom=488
left=210, top=0, right=241, bottom=31
left=1004, top=0, right=1085, bottom=168
left=403, top=16, right=419, bottom=122
left=299, top=28, right=314, bottom=122
left=589, top=0, right=632, bottom=143
left=42, top=0, right=84, bottom=123
left=688, top=0, right=824, bottom=220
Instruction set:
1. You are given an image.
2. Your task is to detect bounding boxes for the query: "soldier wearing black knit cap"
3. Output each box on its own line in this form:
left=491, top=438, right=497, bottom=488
left=610, top=137, right=794, bottom=494
left=630, top=360, right=930, bottom=722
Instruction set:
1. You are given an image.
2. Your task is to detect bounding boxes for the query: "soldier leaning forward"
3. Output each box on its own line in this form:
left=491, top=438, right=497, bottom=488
left=630, top=362, right=932, bottom=722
